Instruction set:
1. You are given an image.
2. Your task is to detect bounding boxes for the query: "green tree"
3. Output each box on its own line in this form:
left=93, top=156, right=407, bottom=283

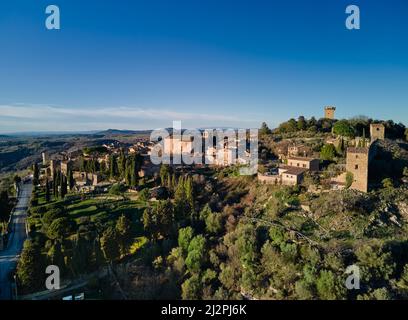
left=143, top=200, right=174, bottom=240
left=356, top=243, right=395, bottom=284
left=333, top=120, right=355, bottom=138
left=47, top=242, right=65, bottom=273
left=118, top=150, right=126, bottom=178
left=185, top=235, right=206, bottom=273
left=403, top=167, right=408, bottom=179
left=45, top=178, right=50, bottom=202
left=116, top=214, right=132, bottom=255
left=109, top=155, right=118, bottom=179
left=184, top=176, right=195, bottom=218
left=181, top=274, right=202, bottom=300
left=32, top=163, right=39, bottom=185
left=100, top=226, right=120, bottom=262
left=93, top=237, right=106, bottom=267
left=320, top=144, right=337, bottom=161
left=160, top=164, right=171, bottom=185
left=316, top=270, right=345, bottom=300
left=47, top=217, right=75, bottom=240
left=205, top=212, right=223, bottom=234
left=297, top=116, right=306, bottom=131
left=259, top=122, right=272, bottom=135
left=382, top=178, right=394, bottom=189
left=174, top=176, right=186, bottom=220
left=70, top=234, right=92, bottom=275
left=42, top=207, right=64, bottom=228
left=60, top=174, right=68, bottom=199
left=345, top=172, right=354, bottom=189
left=16, top=240, right=45, bottom=293
left=139, top=188, right=150, bottom=202
left=68, top=169, right=75, bottom=190
left=178, top=226, right=194, bottom=254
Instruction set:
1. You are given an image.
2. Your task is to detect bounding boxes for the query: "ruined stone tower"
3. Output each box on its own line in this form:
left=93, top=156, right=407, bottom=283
left=324, top=106, right=336, bottom=120
left=346, top=147, right=370, bottom=193
left=370, top=123, right=385, bottom=142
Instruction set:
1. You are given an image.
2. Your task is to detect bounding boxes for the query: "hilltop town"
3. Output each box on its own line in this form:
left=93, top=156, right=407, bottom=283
left=1, top=107, right=408, bottom=300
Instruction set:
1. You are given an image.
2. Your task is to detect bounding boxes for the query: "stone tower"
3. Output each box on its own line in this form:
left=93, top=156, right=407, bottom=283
left=370, top=123, right=385, bottom=142
left=61, top=160, right=72, bottom=175
left=346, top=147, right=370, bottom=193
left=42, top=152, right=49, bottom=166
left=324, top=106, right=336, bottom=120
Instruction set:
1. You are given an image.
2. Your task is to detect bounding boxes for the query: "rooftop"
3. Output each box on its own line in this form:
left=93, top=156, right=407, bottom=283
left=280, top=165, right=308, bottom=175
left=347, top=147, right=369, bottom=154
left=282, top=167, right=308, bottom=176
left=287, top=156, right=318, bottom=162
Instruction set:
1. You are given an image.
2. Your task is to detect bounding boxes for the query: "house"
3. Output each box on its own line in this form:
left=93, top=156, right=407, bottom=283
left=164, top=135, right=194, bottom=156
left=288, top=144, right=312, bottom=157
left=258, top=166, right=307, bottom=186
left=73, top=171, right=101, bottom=187
left=280, top=167, right=308, bottom=186
left=287, top=156, right=320, bottom=172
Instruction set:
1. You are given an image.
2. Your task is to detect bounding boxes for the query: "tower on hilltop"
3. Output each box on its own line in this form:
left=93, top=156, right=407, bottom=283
left=324, top=106, right=336, bottom=120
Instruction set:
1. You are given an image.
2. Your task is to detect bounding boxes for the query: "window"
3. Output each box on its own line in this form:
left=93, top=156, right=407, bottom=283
left=297, top=163, right=300, bottom=167
left=355, top=165, right=359, bottom=170
left=356, top=155, right=359, bottom=159
left=303, top=164, right=306, bottom=168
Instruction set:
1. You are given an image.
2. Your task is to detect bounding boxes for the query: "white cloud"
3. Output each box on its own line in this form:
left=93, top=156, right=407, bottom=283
left=0, top=104, right=260, bottom=132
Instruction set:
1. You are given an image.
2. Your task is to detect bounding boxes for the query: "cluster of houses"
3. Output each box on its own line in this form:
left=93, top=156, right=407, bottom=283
left=257, top=107, right=388, bottom=193
left=162, top=131, right=254, bottom=167
left=37, top=106, right=391, bottom=195
left=39, top=139, right=158, bottom=193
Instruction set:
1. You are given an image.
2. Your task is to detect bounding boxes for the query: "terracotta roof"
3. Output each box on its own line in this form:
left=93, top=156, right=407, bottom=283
left=287, top=156, right=318, bottom=162
left=281, top=167, right=308, bottom=176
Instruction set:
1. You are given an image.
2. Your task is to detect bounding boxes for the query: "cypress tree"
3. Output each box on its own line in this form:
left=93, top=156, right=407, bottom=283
left=32, top=163, right=39, bottom=185
left=45, top=178, right=50, bottom=202
left=60, top=174, right=67, bottom=199
left=68, top=169, right=75, bottom=190
left=131, top=156, right=138, bottom=187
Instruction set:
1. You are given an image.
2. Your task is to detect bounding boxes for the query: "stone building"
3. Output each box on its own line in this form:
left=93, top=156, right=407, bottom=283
left=61, top=160, right=72, bottom=175
left=370, top=123, right=385, bottom=142
left=346, top=146, right=376, bottom=193
left=73, top=171, right=101, bottom=187
left=42, top=152, right=49, bottom=166
left=324, top=106, right=336, bottom=120
left=287, top=156, right=320, bottom=172
left=287, top=144, right=312, bottom=157
left=279, top=167, right=308, bottom=186
left=258, top=167, right=307, bottom=186
left=164, top=136, right=194, bottom=156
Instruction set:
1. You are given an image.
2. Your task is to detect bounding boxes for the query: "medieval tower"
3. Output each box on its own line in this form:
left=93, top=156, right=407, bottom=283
left=370, top=123, right=385, bottom=142
left=346, top=147, right=370, bottom=193
left=324, top=106, right=336, bottom=120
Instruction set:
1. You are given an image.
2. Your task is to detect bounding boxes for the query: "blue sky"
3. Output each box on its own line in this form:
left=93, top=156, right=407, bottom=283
left=0, top=0, right=407, bottom=132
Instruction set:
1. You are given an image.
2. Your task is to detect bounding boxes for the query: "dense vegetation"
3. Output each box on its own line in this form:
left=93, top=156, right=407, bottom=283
left=10, top=119, right=408, bottom=300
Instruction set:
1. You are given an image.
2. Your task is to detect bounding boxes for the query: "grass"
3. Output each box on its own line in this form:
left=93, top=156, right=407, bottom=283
left=29, top=187, right=149, bottom=238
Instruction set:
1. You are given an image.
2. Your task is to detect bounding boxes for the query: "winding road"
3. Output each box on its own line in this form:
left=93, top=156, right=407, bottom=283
left=0, top=182, right=32, bottom=300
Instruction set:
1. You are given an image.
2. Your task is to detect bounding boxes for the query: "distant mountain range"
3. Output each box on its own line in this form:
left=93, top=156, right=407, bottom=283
left=97, top=129, right=152, bottom=135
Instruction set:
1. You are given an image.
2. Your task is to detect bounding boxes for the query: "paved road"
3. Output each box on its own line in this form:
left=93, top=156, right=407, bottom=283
left=0, top=182, right=32, bottom=300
